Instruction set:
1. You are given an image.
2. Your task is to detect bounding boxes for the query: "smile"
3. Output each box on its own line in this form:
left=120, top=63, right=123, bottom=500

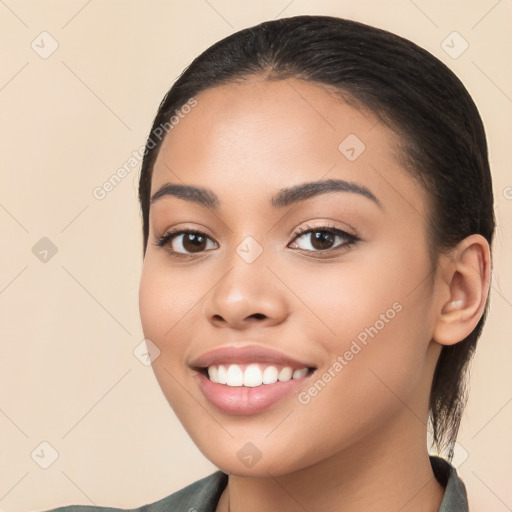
left=195, top=365, right=317, bottom=415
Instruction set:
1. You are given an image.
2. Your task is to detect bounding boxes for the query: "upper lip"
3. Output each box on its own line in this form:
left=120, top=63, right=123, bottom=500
left=190, top=344, right=316, bottom=370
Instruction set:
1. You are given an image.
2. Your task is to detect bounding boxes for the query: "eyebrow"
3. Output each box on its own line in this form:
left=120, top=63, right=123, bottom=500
left=150, top=178, right=382, bottom=209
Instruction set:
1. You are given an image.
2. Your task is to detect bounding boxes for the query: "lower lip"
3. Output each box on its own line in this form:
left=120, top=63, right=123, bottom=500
left=195, top=371, right=313, bottom=415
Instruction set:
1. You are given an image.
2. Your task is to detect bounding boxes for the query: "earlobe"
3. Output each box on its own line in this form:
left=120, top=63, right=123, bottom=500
left=433, top=234, right=491, bottom=346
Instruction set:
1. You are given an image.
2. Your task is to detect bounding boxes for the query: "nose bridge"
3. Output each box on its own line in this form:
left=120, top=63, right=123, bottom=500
left=218, top=232, right=271, bottom=303
left=202, top=232, right=288, bottom=328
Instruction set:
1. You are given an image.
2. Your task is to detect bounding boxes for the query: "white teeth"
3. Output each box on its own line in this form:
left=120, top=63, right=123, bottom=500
left=278, top=367, right=293, bottom=382
left=262, top=366, right=278, bottom=384
left=292, top=367, right=309, bottom=379
left=207, top=366, right=218, bottom=382
left=217, top=365, right=227, bottom=384
left=243, top=364, right=263, bottom=387
left=226, top=364, right=244, bottom=387
left=206, top=363, right=311, bottom=387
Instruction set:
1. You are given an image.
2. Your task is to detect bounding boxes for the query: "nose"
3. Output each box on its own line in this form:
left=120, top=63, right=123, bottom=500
left=202, top=260, right=290, bottom=331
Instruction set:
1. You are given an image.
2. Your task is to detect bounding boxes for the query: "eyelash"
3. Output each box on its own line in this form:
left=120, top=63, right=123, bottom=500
left=154, top=223, right=359, bottom=259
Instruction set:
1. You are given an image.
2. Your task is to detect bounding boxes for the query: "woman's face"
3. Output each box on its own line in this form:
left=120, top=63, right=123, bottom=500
left=139, top=78, right=443, bottom=476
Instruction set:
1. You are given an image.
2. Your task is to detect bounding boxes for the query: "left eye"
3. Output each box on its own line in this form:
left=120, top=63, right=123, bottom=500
left=289, top=226, right=358, bottom=252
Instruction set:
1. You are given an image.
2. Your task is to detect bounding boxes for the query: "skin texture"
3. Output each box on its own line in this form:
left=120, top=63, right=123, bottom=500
left=138, top=77, right=491, bottom=512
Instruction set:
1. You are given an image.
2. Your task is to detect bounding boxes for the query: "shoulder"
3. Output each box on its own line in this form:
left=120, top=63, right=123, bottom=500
left=46, top=470, right=228, bottom=512
left=430, top=456, right=469, bottom=512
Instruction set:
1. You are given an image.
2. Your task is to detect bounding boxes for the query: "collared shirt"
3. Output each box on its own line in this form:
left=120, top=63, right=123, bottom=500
left=49, top=456, right=468, bottom=512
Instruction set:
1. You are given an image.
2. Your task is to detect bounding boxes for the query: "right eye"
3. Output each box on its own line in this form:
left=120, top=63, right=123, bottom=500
left=155, top=229, right=218, bottom=257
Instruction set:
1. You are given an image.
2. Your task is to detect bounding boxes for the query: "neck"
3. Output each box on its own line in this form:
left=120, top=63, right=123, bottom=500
left=217, top=412, right=445, bottom=512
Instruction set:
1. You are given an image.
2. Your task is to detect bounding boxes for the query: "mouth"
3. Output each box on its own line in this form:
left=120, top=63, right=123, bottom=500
left=189, top=344, right=318, bottom=414
left=193, top=363, right=318, bottom=415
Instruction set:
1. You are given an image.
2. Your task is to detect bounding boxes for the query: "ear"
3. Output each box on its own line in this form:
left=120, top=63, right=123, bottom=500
left=433, top=234, right=492, bottom=346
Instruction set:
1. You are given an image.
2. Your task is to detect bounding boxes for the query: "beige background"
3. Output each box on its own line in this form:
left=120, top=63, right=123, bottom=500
left=0, top=0, right=510, bottom=510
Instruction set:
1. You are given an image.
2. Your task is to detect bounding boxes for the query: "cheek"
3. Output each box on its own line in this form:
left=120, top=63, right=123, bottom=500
left=138, top=260, right=193, bottom=410
left=297, top=244, right=433, bottom=413
left=288, top=252, right=413, bottom=351
left=287, top=307, right=430, bottom=469
left=139, top=257, right=204, bottom=343
left=138, top=255, right=219, bottom=396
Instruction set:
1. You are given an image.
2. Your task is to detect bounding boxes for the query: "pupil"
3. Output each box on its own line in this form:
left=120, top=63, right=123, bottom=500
left=312, top=231, right=334, bottom=250
left=184, top=233, right=206, bottom=253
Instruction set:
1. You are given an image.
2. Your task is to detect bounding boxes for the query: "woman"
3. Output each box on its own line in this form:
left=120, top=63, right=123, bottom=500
left=52, top=14, right=494, bottom=512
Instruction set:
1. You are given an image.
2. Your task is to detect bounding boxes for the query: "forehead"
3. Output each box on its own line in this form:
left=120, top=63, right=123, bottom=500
left=150, top=78, right=427, bottom=218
